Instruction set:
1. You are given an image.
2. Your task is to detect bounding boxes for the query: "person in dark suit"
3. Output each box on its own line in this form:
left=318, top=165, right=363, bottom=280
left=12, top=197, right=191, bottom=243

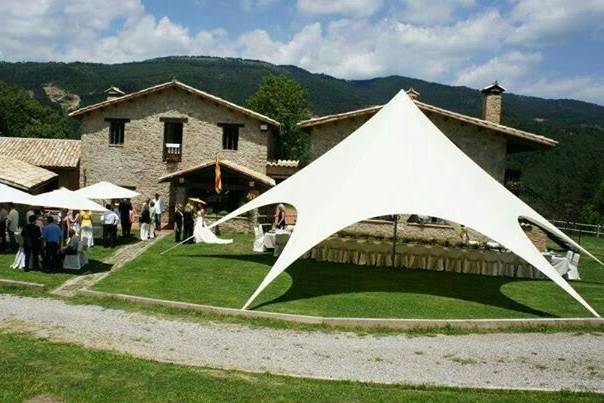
left=183, top=203, right=194, bottom=244
left=21, top=214, right=41, bottom=271
left=173, top=203, right=184, bottom=243
left=119, top=199, right=132, bottom=238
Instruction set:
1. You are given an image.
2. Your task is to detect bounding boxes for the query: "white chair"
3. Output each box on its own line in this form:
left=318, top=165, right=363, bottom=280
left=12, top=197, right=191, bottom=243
left=63, top=238, right=88, bottom=271
left=253, top=225, right=266, bottom=252
left=566, top=251, right=581, bottom=280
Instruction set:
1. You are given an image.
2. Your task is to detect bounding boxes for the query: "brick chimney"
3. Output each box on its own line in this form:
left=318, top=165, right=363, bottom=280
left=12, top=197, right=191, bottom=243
left=104, top=86, right=125, bottom=101
left=480, top=81, right=506, bottom=124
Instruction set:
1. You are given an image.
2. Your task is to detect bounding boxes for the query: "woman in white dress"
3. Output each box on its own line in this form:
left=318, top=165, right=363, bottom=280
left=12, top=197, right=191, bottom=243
left=193, top=206, right=232, bottom=244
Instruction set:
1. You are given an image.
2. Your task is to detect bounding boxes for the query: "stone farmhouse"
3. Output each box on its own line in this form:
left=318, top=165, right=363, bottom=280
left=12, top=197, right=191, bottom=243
left=298, top=83, right=557, bottom=184
left=69, top=80, right=284, bottom=216
left=297, top=83, right=557, bottom=248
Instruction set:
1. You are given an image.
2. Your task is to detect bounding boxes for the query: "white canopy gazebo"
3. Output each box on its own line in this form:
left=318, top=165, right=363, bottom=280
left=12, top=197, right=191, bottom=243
left=211, top=90, right=601, bottom=317
left=31, top=188, right=106, bottom=211
left=0, top=183, right=36, bottom=205
left=74, top=181, right=140, bottom=200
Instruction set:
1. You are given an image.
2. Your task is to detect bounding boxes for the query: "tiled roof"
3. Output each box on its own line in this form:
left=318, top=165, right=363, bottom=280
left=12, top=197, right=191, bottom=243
left=0, top=137, right=81, bottom=168
left=158, top=159, right=276, bottom=187
left=266, top=160, right=299, bottom=168
left=297, top=100, right=558, bottom=148
left=70, top=80, right=280, bottom=127
left=0, top=156, right=57, bottom=191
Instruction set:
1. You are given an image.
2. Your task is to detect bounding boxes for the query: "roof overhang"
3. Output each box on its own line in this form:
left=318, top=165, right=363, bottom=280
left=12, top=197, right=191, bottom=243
left=298, top=101, right=557, bottom=152
left=69, top=80, right=280, bottom=127
left=0, top=156, right=58, bottom=192
left=159, top=159, right=276, bottom=187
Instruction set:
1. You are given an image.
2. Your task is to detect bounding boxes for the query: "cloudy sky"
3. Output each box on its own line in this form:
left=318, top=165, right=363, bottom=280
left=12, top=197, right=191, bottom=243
left=1, top=0, right=604, bottom=105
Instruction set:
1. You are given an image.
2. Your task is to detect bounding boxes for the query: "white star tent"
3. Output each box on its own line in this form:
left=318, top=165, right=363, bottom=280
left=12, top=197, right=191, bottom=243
left=210, top=90, right=602, bottom=316
left=74, top=181, right=140, bottom=200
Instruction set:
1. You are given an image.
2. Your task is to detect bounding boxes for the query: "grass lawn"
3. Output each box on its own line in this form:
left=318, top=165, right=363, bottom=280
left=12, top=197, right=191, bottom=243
left=0, top=332, right=600, bottom=403
left=92, top=233, right=604, bottom=319
left=0, top=237, right=138, bottom=289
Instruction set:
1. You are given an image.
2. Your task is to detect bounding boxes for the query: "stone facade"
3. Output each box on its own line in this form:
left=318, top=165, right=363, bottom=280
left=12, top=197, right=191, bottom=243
left=78, top=87, right=275, bottom=210
left=307, top=111, right=507, bottom=182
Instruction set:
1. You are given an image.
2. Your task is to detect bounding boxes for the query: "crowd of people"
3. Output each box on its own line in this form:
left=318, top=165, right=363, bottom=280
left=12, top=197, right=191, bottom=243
left=1, top=203, right=89, bottom=272
left=0, top=193, right=166, bottom=272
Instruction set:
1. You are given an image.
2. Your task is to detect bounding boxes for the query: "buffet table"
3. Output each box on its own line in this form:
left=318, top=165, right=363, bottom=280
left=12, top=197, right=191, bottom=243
left=272, top=236, right=576, bottom=279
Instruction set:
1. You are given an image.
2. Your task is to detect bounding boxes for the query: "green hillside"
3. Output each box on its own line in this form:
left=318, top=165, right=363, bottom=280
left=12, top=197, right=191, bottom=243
left=0, top=56, right=603, bottom=221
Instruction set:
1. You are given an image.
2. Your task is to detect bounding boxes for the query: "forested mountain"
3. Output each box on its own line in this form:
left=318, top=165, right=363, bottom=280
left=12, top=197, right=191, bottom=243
left=0, top=55, right=603, bottom=221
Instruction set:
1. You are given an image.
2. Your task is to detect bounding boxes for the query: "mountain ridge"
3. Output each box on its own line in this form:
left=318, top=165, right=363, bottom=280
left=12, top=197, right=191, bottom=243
left=1, top=55, right=603, bottom=220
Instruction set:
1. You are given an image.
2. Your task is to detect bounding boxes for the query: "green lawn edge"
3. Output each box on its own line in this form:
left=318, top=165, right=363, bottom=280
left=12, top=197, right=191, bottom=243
left=0, top=331, right=601, bottom=403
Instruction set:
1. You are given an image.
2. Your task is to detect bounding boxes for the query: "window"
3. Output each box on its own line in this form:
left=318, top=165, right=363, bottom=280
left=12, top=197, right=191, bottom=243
left=163, top=121, right=183, bottom=162
left=105, top=119, right=129, bottom=145
left=219, top=123, right=243, bottom=150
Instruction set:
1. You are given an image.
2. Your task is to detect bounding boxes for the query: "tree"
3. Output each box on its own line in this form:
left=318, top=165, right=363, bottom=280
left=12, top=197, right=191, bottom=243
left=0, top=81, right=78, bottom=139
left=246, top=74, right=312, bottom=162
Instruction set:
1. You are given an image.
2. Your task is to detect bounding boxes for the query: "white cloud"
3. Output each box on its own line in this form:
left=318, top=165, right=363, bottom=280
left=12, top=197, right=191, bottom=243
left=454, top=51, right=543, bottom=88
left=297, top=0, right=384, bottom=17
left=240, top=0, right=279, bottom=12
left=0, top=0, right=604, bottom=104
left=397, top=0, right=476, bottom=25
left=507, top=0, right=604, bottom=45
left=524, top=77, right=604, bottom=105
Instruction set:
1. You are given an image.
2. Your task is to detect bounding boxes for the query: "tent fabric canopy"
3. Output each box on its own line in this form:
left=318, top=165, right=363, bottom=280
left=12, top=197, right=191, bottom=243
left=211, top=90, right=601, bottom=317
left=74, top=181, right=140, bottom=200
left=32, top=188, right=107, bottom=211
left=0, top=183, right=37, bottom=205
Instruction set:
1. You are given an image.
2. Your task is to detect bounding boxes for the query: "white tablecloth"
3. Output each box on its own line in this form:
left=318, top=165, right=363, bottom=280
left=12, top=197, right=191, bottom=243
left=298, top=237, right=577, bottom=279
left=263, top=230, right=291, bottom=256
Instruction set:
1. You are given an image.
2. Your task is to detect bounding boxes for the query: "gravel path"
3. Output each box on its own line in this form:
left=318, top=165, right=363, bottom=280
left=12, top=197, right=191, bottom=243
left=1, top=295, right=603, bottom=392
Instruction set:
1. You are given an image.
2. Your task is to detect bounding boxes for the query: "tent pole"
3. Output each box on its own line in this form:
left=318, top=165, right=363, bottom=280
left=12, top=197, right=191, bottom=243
left=392, top=215, right=398, bottom=266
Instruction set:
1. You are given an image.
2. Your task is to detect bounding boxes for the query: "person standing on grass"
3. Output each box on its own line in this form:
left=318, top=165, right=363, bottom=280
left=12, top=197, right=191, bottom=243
left=154, top=193, right=163, bottom=231
left=183, top=203, right=194, bottom=244
left=21, top=214, right=41, bottom=271
left=0, top=204, right=7, bottom=250
left=102, top=204, right=119, bottom=248
left=7, top=203, right=20, bottom=252
left=149, top=201, right=156, bottom=239
left=80, top=209, right=94, bottom=247
left=42, top=216, right=62, bottom=272
left=173, top=203, right=183, bottom=243
left=139, top=202, right=151, bottom=240
left=119, top=199, right=132, bottom=238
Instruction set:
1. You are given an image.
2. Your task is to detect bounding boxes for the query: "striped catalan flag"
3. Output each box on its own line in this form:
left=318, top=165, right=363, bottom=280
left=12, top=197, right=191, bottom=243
left=215, top=157, right=222, bottom=194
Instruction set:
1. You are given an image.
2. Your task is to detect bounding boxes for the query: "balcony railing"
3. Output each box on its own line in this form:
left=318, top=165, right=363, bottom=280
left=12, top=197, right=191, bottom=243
left=163, top=143, right=182, bottom=162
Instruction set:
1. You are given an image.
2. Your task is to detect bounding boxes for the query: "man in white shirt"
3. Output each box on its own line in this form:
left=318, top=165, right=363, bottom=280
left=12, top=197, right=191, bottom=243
left=0, top=204, right=7, bottom=250
left=101, top=204, right=120, bottom=248
left=6, top=203, right=20, bottom=252
left=154, top=193, right=163, bottom=231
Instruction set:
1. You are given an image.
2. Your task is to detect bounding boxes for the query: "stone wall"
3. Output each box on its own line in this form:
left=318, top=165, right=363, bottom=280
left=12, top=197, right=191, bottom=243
left=79, top=87, right=271, bottom=211
left=51, top=166, right=80, bottom=190
left=307, top=110, right=507, bottom=183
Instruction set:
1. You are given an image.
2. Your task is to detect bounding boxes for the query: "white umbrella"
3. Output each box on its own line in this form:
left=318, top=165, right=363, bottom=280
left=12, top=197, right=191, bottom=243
left=0, top=183, right=36, bottom=205
left=32, top=188, right=107, bottom=211
left=74, top=181, right=140, bottom=200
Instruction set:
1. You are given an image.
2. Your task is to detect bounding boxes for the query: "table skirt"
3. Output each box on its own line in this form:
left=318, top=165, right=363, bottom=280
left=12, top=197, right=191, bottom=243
left=297, top=237, right=545, bottom=279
